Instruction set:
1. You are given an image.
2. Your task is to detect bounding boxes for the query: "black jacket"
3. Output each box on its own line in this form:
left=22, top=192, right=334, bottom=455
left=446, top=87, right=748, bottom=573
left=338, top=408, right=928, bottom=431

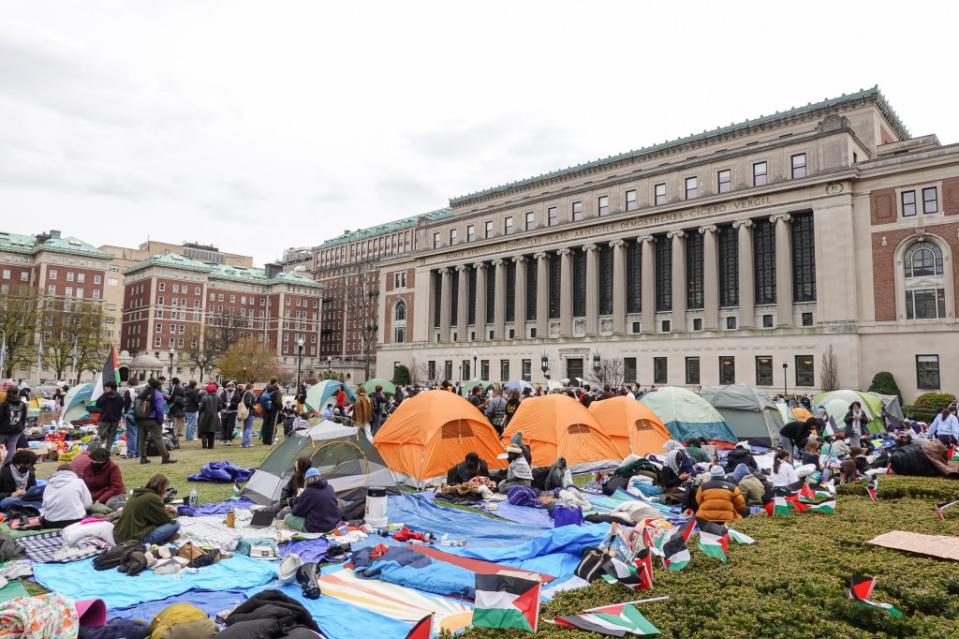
left=218, top=589, right=321, bottom=639
left=446, top=460, right=490, bottom=485
left=167, top=385, right=185, bottom=417
left=0, top=463, right=36, bottom=501
left=183, top=386, right=200, bottom=412
left=0, top=399, right=26, bottom=436
left=95, top=389, right=124, bottom=422
left=780, top=420, right=811, bottom=447
left=220, top=389, right=241, bottom=413
left=724, top=447, right=758, bottom=472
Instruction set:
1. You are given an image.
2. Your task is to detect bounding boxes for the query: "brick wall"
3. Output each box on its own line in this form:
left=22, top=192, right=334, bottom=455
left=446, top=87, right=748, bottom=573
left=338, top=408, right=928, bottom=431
left=944, top=176, right=959, bottom=215
left=383, top=292, right=414, bottom=344
left=870, top=187, right=897, bottom=225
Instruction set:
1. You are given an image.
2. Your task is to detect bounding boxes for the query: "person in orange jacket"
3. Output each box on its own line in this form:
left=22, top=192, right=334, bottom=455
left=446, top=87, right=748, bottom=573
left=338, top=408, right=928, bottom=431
left=695, top=465, right=749, bottom=523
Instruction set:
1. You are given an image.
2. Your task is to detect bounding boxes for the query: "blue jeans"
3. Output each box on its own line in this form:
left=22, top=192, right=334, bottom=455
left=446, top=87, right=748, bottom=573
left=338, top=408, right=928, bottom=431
left=143, top=521, right=180, bottom=544
left=124, top=415, right=139, bottom=458
left=0, top=486, right=44, bottom=511
left=185, top=412, right=199, bottom=441
left=241, top=415, right=255, bottom=447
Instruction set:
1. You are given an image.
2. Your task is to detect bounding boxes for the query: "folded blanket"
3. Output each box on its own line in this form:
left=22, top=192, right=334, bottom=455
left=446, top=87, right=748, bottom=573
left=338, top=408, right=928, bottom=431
left=187, top=461, right=253, bottom=483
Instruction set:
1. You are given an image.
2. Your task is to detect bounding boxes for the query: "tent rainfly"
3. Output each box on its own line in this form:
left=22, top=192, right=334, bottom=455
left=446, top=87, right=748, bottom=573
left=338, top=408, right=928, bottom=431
left=701, top=384, right=784, bottom=447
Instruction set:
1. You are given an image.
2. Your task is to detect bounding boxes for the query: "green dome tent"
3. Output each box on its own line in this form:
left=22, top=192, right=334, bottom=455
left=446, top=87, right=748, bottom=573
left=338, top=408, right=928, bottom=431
left=700, top=384, right=784, bottom=447
left=641, top=386, right=737, bottom=443
left=813, top=390, right=885, bottom=434
left=361, top=378, right=396, bottom=396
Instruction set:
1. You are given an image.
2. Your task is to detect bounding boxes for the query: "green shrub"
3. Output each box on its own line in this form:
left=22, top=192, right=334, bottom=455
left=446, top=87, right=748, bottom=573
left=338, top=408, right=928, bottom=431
left=868, top=371, right=902, bottom=402
left=914, top=392, right=956, bottom=412
left=902, top=404, right=938, bottom=422
left=391, top=364, right=410, bottom=386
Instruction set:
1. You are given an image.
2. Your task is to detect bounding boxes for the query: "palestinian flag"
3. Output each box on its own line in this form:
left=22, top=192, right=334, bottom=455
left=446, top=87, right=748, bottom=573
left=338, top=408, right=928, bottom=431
left=727, top=529, right=755, bottom=545
left=797, top=483, right=817, bottom=503
left=948, top=445, right=959, bottom=462
left=660, top=531, right=690, bottom=572
left=764, top=496, right=791, bottom=517
left=90, top=346, right=121, bottom=401
left=847, top=575, right=903, bottom=618
left=866, top=477, right=879, bottom=503
left=823, top=419, right=836, bottom=438
left=556, top=603, right=661, bottom=637
left=677, top=517, right=698, bottom=543
left=405, top=615, right=432, bottom=639
left=697, top=521, right=729, bottom=563
left=784, top=493, right=811, bottom=513
left=634, top=547, right=654, bottom=589
left=807, top=500, right=836, bottom=514
left=936, top=499, right=959, bottom=521
left=473, top=574, right=541, bottom=633
left=602, top=557, right=650, bottom=591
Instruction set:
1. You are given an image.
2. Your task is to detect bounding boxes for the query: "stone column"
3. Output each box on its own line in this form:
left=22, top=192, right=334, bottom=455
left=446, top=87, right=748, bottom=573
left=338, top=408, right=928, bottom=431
left=493, top=258, right=506, bottom=340
left=610, top=239, right=626, bottom=335
left=772, top=213, right=794, bottom=327
left=474, top=263, right=487, bottom=341
left=514, top=256, right=527, bottom=338
left=535, top=252, right=549, bottom=338
left=427, top=269, right=438, bottom=343
left=734, top=219, right=754, bottom=329
left=583, top=244, right=599, bottom=335
left=639, top=236, right=656, bottom=333
left=699, top=225, right=719, bottom=330
left=439, top=267, right=451, bottom=342
left=456, top=265, right=468, bottom=342
left=668, top=230, right=686, bottom=332
left=558, top=248, right=573, bottom=337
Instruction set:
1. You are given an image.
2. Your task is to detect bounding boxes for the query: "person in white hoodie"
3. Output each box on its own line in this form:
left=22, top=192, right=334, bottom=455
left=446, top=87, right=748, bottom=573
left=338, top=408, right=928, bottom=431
left=40, top=463, right=91, bottom=529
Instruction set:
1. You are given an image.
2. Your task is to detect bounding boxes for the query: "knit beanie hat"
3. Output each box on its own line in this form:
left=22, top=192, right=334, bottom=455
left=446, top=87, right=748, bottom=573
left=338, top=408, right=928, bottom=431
left=732, top=463, right=751, bottom=483
left=709, top=465, right=725, bottom=478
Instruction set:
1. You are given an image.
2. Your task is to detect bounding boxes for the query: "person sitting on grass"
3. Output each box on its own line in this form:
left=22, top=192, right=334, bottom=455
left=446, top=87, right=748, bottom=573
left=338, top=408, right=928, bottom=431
left=82, top=448, right=127, bottom=514
left=40, top=463, right=91, bottom=529
left=695, top=465, right=750, bottom=522
left=801, top=438, right=821, bottom=469
left=770, top=450, right=800, bottom=489
left=283, top=468, right=340, bottom=533
left=114, top=474, right=180, bottom=544
left=724, top=441, right=758, bottom=472
left=447, top=452, right=490, bottom=485
left=0, top=450, right=43, bottom=511
left=685, top=438, right=710, bottom=464
left=732, top=463, right=767, bottom=507
left=497, top=445, right=533, bottom=494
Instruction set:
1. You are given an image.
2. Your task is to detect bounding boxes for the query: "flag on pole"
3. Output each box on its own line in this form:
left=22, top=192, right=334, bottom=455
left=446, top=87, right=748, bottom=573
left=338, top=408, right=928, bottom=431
left=823, top=418, right=836, bottom=438
left=473, top=574, right=541, bottom=633
left=90, top=346, right=121, bottom=401
left=405, top=614, right=432, bottom=639
left=727, top=529, right=756, bottom=545
left=696, top=521, right=730, bottom=563
left=784, top=493, right=811, bottom=513
left=866, top=477, right=879, bottom=503
left=634, top=547, right=654, bottom=590
left=601, top=557, right=650, bottom=591
left=807, top=500, right=836, bottom=514
left=847, top=575, right=903, bottom=618
left=556, top=603, right=661, bottom=637
left=764, top=496, right=791, bottom=517
left=677, top=517, right=698, bottom=543
left=654, top=529, right=690, bottom=571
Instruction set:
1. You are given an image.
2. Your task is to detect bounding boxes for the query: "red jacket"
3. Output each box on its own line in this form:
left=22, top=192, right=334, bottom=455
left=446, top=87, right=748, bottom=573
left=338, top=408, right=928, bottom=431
left=82, top=460, right=126, bottom=504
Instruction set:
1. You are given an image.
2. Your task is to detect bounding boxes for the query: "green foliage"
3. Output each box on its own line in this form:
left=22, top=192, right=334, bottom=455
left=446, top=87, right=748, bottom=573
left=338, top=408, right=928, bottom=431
left=903, top=405, right=939, bottom=423
left=392, top=364, right=410, bottom=386
left=836, top=475, right=959, bottom=502
left=868, top=372, right=902, bottom=402
left=914, top=392, right=956, bottom=412
left=317, top=370, right=346, bottom=382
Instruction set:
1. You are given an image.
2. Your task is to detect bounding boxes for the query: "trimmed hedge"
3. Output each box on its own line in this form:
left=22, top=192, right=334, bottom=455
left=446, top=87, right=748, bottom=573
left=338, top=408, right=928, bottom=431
left=868, top=372, right=902, bottom=403
left=914, top=393, right=956, bottom=412
left=453, top=476, right=959, bottom=639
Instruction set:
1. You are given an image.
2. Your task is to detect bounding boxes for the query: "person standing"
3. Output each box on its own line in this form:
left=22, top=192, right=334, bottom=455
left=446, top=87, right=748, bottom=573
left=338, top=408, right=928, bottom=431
left=183, top=380, right=200, bottom=441
left=197, top=382, right=221, bottom=450
left=167, top=378, right=186, bottom=439
left=371, top=385, right=388, bottom=435
left=123, top=379, right=140, bottom=459
left=259, top=378, right=281, bottom=445
left=335, top=385, right=346, bottom=417
left=485, top=388, right=507, bottom=435
left=844, top=401, right=866, bottom=448
left=295, top=384, right=307, bottom=416
left=94, top=381, right=124, bottom=454
left=0, top=388, right=26, bottom=465
left=238, top=384, right=256, bottom=448
left=503, top=390, right=521, bottom=429
left=219, top=381, right=239, bottom=446
left=353, top=387, right=373, bottom=440
left=135, top=378, right=176, bottom=465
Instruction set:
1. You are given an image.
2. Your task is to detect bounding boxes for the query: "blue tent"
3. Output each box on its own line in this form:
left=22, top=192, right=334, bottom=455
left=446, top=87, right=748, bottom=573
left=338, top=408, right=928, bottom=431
left=305, top=380, right=356, bottom=413
left=641, top=386, right=737, bottom=443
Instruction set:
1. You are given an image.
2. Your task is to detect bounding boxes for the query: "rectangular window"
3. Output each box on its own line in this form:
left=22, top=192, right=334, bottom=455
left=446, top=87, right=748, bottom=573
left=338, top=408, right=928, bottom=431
left=47, top=284, right=55, bottom=295
left=525, top=211, right=535, bottom=230
left=521, top=359, right=532, bottom=382
left=500, top=359, right=510, bottom=381
left=685, top=176, right=698, bottom=200
left=718, top=225, right=739, bottom=306
left=77, top=273, right=85, bottom=283
left=791, top=213, right=816, bottom=302
left=571, top=201, right=583, bottom=222
left=526, top=257, right=537, bottom=321
left=480, top=359, right=490, bottom=380
left=653, top=357, right=668, bottom=385
left=158, top=281, right=165, bottom=291
left=624, top=357, right=637, bottom=384
left=916, top=354, right=941, bottom=390
left=627, top=240, right=641, bottom=314
left=599, top=244, right=613, bottom=315
left=625, top=189, right=637, bottom=211
left=432, top=232, right=440, bottom=249
left=65, top=286, right=72, bottom=297
left=753, top=161, right=767, bottom=186
left=801, top=312, right=814, bottom=326
left=655, top=237, right=672, bottom=311
left=504, top=216, right=513, bottom=235
left=504, top=260, right=515, bottom=322
left=726, top=316, right=737, bottom=329
left=795, top=355, right=814, bottom=387
left=686, top=232, right=704, bottom=309
left=155, top=323, right=162, bottom=333
left=791, top=153, right=807, bottom=179
left=755, top=356, right=773, bottom=386
left=75, top=288, right=83, bottom=298
left=597, top=195, right=609, bottom=216
left=719, top=356, right=735, bottom=384
left=486, top=266, right=495, bottom=324
left=906, top=288, right=946, bottom=319
left=754, top=219, right=776, bottom=304
left=923, top=187, right=939, bottom=214
left=548, top=207, right=558, bottom=226
left=49, top=269, right=57, bottom=280
left=762, top=314, right=773, bottom=328
left=685, top=357, right=700, bottom=385
left=718, top=169, right=732, bottom=193
left=549, top=253, right=561, bottom=319
left=427, top=361, right=436, bottom=381
left=1, top=270, right=8, bottom=280
left=443, top=361, right=453, bottom=381
left=449, top=228, right=457, bottom=245
left=466, top=225, right=475, bottom=242
left=901, top=190, right=917, bottom=217
left=572, top=249, right=586, bottom=316
left=229, top=295, right=236, bottom=303
left=485, top=221, right=494, bottom=238
left=467, top=267, right=477, bottom=324
left=654, top=183, right=667, bottom=206
left=66, top=272, right=74, bottom=282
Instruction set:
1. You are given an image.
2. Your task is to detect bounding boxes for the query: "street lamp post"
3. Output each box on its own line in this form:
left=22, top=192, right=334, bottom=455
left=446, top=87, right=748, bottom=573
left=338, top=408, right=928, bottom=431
left=168, top=347, right=175, bottom=380
left=296, top=338, right=304, bottom=391
left=326, top=355, right=332, bottom=378
left=782, top=361, right=789, bottom=398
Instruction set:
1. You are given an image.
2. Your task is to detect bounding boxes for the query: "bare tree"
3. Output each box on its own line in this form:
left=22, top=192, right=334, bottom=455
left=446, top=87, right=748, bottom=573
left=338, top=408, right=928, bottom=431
left=184, top=311, right=249, bottom=380
left=820, top=345, right=839, bottom=391
left=0, top=285, right=40, bottom=377
left=40, top=299, right=105, bottom=382
left=595, top=358, right=625, bottom=387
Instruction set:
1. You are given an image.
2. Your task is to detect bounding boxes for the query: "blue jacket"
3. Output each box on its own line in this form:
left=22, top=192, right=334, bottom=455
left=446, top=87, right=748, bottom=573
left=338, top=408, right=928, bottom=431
left=291, top=478, right=340, bottom=533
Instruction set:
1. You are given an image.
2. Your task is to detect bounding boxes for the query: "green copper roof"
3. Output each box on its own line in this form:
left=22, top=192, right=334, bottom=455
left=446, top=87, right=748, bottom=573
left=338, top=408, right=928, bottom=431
left=125, top=253, right=323, bottom=289
left=450, top=86, right=909, bottom=205
left=0, top=231, right=111, bottom=259
left=313, top=207, right=453, bottom=249
left=124, top=252, right=211, bottom=274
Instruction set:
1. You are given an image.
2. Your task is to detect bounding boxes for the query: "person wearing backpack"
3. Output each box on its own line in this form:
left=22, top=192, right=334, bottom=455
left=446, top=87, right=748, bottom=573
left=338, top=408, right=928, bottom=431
left=135, top=379, right=176, bottom=465
left=371, top=386, right=388, bottom=435
left=0, top=387, right=27, bottom=465
left=167, top=378, right=186, bottom=439
left=259, top=378, right=281, bottom=445
left=238, top=384, right=256, bottom=448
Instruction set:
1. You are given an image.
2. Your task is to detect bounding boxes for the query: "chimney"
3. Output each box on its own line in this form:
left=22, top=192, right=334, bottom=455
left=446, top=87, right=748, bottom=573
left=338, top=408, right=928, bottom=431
left=34, top=232, right=51, bottom=245
left=264, top=263, right=282, bottom=279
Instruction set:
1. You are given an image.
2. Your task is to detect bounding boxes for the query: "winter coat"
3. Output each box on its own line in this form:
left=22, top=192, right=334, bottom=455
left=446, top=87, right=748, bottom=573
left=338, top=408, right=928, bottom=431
left=41, top=470, right=91, bottom=522
left=95, top=389, right=125, bottom=422
left=447, top=460, right=491, bottom=485
left=779, top=420, right=811, bottom=447
left=220, top=389, right=240, bottom=413
left=167, top=385, right=186, bottom=417
left=183, top=386, right=200, bottom=412
left=844, top=409, right=867, bottom=436
left=724, top=447, right=758, bottom=472
left=0, top=397, right=26, bottom=435
left=197, top=391, right=222, bottom=436
left=695, top=479, right=748, bottom=522
left=353, top=395, right=373, bottom=425
left=0, top=462, right=36, bottom=501
left=82, top=459, right=126, bottom=504
left=290, top=478, right=340, bottom=533
left=114, top=488, right=174, bottom=543
left=737, top=475, right=767, bottom=506
left=218, top=589, right=321, bottom=639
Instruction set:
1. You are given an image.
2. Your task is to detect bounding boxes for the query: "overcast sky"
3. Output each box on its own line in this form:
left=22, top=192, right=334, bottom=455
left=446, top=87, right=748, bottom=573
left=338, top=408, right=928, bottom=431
left=1, top=1, right=955, bottom=265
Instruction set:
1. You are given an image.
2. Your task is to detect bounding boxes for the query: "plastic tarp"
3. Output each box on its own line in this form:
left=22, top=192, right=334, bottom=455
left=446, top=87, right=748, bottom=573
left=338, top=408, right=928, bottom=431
left=187, top=460, right=254, bottom=483
left=374, top=390, right=506, bottom=486
left=501, top=394, right=622, bottom=469
left=305, top=380, right=356, bottom=413
left=33, top=554, right=276, bottom=609
left=701, top=384, right=784, bottom=446
left=476, top=501, right=554, bottom=528
left=110, top=590, right=248, bottom=621
left=588, top=396, right=671, bottom=457
left=813, top=390, right=885, bottom=434
left=641, top=386, right=737, bottom=443
left=359, top=551, right=476, bottom=599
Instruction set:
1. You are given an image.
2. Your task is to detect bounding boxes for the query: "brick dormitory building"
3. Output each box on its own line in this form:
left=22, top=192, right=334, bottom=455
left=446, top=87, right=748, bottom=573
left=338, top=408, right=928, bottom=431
left=367, top=88, right=959, bottom=401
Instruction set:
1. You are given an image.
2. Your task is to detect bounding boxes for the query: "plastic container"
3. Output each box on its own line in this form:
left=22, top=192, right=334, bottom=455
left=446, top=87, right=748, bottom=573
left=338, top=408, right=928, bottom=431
left=365, top=486, right=388, bottom=528
left=189, top=489, right=198, bottom=508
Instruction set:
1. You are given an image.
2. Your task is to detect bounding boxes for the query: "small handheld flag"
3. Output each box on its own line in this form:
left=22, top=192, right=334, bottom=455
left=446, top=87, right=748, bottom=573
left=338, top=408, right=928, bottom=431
left=727, top=529, right=756, bottom=545
left=866, top=477, right=878, bottom=503
left=764, top=496, right=791, bottom=517
left=473, top=574, right=541, bottom=633
left=807, top=500, right=836, bottom=514
left=847, top=575, right=903, bottom=618
left=555, top=602, right=661, bottom=637
left=696, top=521, right=730, bottom=563
left=405, top=614, right=432, bottom=639
left=936, top=499, right=959, bottom=521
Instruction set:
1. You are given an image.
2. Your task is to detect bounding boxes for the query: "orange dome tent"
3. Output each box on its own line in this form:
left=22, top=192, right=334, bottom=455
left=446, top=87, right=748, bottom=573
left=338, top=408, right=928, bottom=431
left=589, top=396, right=671, bottom=458
left=373, top=390, right=506, bottom=486
left=502, top=394, right=622, bottom=469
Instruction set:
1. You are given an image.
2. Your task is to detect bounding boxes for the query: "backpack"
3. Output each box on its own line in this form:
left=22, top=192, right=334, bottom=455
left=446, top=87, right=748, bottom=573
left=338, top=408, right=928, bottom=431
left=94, top=540, right=145, bottom=571
left=133, top=390, right=153, bottom=420
left=574, top=547, right=608, bottom=582
left=148, top=603, right=218, bottom=639
left=236, top=392, right=251, bottom=421
left=258, top=390, right=274, bottom=412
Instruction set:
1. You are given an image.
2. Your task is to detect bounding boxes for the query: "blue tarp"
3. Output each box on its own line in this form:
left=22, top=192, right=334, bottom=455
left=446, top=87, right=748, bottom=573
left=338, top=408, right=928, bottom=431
left=177, top=497, right=254, bottom=517
left=34, top=555, right=276, bottom=609
left=386, top=493, right=545, bottom=547
left=110, top=589, right=248, bottom=621
left=476, top=501, right=554, bottom=528
left=359, top=554, right=475, bottom=599
left=187, top=461, right=254, bottom=483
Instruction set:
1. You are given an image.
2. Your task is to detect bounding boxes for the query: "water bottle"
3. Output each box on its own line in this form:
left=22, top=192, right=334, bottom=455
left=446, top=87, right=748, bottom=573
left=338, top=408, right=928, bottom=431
left=189, top=489, right=198, bottom=508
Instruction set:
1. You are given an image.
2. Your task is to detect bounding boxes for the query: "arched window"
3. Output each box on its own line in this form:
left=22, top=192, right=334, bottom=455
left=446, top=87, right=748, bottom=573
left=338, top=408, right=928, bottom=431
left=903, top=241, right=946, bottom=319
left=393, top=300, right=407, bottom=343
left=394, top=300, right=406, bottom=321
